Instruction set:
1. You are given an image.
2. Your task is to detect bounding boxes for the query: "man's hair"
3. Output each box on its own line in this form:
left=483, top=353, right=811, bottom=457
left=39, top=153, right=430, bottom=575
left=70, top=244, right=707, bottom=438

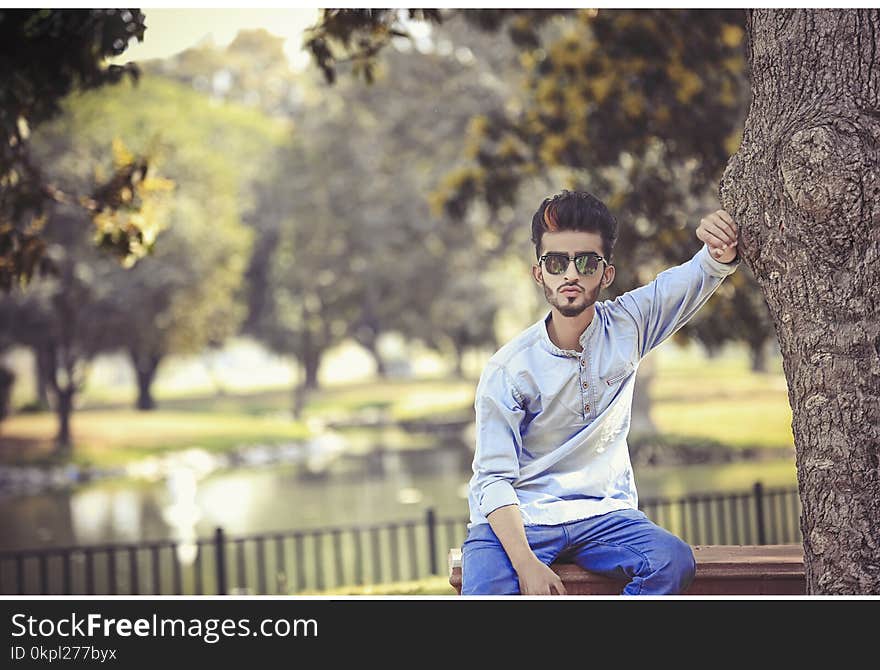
left=530, top=190, right=619, bottom=261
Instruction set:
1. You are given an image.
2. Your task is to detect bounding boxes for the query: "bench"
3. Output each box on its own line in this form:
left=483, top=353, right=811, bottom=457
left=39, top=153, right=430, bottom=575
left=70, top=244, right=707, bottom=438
left=448, top=544, right=806, bottom=595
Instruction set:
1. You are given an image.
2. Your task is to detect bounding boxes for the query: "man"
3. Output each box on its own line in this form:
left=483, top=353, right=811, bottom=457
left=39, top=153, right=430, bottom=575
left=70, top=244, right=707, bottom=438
left=462, top=190, right=739, bottom=595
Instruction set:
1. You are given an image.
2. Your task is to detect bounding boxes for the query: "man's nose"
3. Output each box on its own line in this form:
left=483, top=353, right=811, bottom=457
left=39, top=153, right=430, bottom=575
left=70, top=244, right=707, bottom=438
left=563, top=258, right=579, bottom=281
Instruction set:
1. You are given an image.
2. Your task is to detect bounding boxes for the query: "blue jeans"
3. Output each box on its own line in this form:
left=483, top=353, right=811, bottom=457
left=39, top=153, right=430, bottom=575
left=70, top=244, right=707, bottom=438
left=461, top=508, right=696, bottom=595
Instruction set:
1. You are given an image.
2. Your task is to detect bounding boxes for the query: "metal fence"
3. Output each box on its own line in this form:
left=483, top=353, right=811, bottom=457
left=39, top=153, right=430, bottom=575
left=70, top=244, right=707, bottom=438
left=0, top=482, right=800, bottom=595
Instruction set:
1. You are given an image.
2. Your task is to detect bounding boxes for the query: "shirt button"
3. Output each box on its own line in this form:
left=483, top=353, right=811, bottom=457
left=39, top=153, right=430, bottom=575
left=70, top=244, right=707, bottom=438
left=582, top=381, right=588, bottom=389
left=584, top=404, right=591, bottom=413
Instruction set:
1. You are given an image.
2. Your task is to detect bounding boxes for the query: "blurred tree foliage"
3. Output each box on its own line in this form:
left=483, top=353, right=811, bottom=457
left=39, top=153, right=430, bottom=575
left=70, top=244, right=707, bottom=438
left=31, top=75, right=283, bottom=413
left=250, top=24, right=518, bottom=397
left=0, top=73, right=284, bottom=448
left=305, top=8, right=777, bottom=368
left=0, top=8, right=164, bottom=292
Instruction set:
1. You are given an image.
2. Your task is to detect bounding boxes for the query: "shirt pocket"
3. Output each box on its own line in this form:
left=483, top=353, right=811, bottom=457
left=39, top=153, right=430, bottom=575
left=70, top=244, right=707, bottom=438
left=602, top=361, right=634, bottom=387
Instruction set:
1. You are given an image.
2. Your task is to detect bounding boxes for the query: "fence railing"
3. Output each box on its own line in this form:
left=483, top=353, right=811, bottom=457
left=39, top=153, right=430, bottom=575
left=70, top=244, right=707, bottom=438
left=0, top=482, right=800, bottom=595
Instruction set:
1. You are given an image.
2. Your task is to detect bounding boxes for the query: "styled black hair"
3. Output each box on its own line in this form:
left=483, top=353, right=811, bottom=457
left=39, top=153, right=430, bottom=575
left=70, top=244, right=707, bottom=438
left=530, top=190, right=619, bottom=261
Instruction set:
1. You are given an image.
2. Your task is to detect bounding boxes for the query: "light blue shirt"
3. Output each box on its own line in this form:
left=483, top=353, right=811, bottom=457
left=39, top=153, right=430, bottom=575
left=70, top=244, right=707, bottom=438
left=467, top=244, right=739, bottom=528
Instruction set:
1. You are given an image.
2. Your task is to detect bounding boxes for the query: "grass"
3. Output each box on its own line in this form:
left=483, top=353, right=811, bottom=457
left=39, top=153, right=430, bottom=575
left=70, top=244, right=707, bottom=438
left=0, top=343, right=795, bottom=467
left=0, top=410, right=311, bottom=467
left=648, top=344, right=793, bottom=450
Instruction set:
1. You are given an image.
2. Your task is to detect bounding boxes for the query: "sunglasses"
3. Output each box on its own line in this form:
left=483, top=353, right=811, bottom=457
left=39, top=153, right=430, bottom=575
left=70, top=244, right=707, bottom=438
left=539, top=252, right=607, bottom=276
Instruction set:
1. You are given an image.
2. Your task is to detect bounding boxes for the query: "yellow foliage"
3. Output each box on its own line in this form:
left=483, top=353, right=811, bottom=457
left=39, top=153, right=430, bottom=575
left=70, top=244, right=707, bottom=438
left=718, top=78, right=737, bottom=108
left=724, top=129, right=743, bottom=155
left=540, top=134, right=568, bottom=166
left=667, top=61, right=704, bottom=104
left=111, top=137, right=134, bottom=168
left=621, top=91, right=645, bottom=118
left=720, top=23, right=744, bottom=48
left=590, top=73, right=614, bottom=104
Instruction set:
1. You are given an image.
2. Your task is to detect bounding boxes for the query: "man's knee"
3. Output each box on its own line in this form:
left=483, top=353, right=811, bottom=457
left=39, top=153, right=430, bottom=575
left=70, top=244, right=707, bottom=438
left=657, top=535, right=696, bottom=593
left=461, top=550, right=519, bottom=595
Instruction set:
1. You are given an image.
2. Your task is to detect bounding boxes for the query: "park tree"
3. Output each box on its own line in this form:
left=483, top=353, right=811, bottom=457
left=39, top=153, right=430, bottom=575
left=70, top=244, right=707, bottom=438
left=307, top=7, right=880, bottom=594
left=0, top=8, right=164, bottom=292
left=0, top=203, right=138, bottom=454
left=24, top=73, right=283, bottom=412
left=720, top=9, right=880, bottom=594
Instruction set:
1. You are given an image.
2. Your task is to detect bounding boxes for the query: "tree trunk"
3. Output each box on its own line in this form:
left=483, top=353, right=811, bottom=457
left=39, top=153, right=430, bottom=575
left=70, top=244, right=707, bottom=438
left=631, top=355, right=656, bottom=435
left=55, top=386, right=74, bottom=456
left=362, top=335, right=388, bottom=378
left=303, top=350, right=321, bottom=391
left=749, top=337, right=768, bottom=373
left=0, top=364, right=14, bottom=422
left=721, top=9, right=880, bottom=594
left=452, top=339, right=466, bottom=379
left=33, top=345, right=51, bottom=410
left=131, top=351, right=162, bottom=411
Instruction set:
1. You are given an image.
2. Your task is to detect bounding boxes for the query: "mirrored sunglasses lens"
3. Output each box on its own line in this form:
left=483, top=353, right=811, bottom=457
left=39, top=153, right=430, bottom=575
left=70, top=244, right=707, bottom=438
left=545, top=255, right=568, bottom=274
left=575, top=254, right=599, bottom=275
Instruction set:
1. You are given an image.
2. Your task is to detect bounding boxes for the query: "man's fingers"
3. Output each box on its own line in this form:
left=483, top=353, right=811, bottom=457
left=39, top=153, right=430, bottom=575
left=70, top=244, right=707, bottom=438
left=712, top=211, right=738, bottom=240
left=553, top=578, right=567, bottom=596
left=702, top=220, right=736, bottom=246
left=698, top=228, right=728, bottom=249
left=709, top=221, right=737, bottom=246
left=716, top=209, right=736, bottom=228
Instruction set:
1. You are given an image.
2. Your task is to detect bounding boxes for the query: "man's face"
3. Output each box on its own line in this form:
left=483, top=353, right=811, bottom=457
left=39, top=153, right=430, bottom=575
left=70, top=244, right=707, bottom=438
left=532, top=231, right=615, bottom=317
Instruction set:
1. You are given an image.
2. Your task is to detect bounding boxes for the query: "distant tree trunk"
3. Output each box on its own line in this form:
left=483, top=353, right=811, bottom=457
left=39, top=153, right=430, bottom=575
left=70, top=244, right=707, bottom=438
left=631, top=356, right=656, bottom=435
left=303, top=350, right=321, bottom=390
left=452, top=339, right=466, bottom=379
left=748, top=335, right=768, bottom=373
left=721, top=9, right=880, bottom=594
left=54, top=386, right=74, bottom=456
left=0, top=365, right=14, bottom=422
left=33, top=345, right=51, bottom=410
left=361, top=335, right=388, bottom=378
left=130, top=350, right=162, bottom=411
left=296, top=321, right=325, bottom=392
left=291, top=382, right=307, bottom=421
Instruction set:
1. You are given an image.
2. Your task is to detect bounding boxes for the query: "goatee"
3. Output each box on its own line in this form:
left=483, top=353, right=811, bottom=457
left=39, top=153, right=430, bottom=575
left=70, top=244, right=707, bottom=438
left=543, top=282, right=601, bottom=317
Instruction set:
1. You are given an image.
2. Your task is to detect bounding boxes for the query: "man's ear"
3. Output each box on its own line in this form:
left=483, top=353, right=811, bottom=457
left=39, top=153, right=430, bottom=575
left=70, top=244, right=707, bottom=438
left=602, top=264, right=616, bottom=288
left=532, top=264, right=543, bottom=285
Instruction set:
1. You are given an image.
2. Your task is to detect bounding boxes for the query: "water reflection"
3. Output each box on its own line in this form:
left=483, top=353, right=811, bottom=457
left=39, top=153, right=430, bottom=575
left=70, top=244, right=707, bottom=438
left=161, top=467, right=200, bottom=565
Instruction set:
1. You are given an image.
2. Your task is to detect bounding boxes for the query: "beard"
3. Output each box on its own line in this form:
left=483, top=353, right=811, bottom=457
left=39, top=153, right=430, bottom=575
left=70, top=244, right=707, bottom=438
left=543, top=281, right=601, bottom=317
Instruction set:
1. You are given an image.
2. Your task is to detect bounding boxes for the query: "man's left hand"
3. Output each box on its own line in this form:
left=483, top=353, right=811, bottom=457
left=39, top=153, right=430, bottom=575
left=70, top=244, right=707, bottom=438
left=696, top=210, right=738, bottom=263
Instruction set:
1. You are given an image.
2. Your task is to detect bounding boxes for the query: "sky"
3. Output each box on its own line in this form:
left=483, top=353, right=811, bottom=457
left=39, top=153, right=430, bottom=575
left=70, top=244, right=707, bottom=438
left=110, top=8, right=322, bottom=70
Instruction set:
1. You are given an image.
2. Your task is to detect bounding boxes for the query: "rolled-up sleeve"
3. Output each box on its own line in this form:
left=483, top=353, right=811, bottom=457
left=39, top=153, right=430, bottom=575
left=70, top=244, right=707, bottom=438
left=472, top=363, right=525, bottom=518
left=615, top=244, right=739, bottom=358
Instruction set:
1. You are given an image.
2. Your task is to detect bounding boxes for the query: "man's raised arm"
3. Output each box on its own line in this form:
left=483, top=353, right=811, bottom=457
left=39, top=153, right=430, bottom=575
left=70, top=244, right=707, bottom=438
left=611, top=210, right=740, bottom=358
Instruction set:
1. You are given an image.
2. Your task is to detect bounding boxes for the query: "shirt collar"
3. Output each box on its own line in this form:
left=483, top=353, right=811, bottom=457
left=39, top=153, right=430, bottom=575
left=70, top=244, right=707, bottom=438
left=538, top=306, right=600, bottom=357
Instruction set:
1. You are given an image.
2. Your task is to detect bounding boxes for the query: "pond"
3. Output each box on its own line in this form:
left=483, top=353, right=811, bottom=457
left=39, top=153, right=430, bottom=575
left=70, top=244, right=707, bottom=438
left=0, top=436, right=798, bottom=553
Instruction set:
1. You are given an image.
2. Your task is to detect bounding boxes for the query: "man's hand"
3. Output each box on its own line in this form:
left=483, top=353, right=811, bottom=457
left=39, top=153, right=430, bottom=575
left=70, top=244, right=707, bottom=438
left=697, top=209, right=738, bottom=263
left=514, top=556, right=567, bottom=596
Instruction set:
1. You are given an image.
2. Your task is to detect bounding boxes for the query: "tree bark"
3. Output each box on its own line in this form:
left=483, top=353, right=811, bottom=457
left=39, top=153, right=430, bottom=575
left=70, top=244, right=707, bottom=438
left=721, top=9, right=880, bottom=593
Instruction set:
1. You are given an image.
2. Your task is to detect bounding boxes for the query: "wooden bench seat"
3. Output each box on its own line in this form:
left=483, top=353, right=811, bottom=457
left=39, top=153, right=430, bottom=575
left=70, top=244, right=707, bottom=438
left=448, top=544, right=806, bottom=595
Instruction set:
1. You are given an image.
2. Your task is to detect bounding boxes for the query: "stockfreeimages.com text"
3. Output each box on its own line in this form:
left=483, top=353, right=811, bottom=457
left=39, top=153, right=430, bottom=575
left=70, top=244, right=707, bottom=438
left=11, top=612, right=317, bottom=644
